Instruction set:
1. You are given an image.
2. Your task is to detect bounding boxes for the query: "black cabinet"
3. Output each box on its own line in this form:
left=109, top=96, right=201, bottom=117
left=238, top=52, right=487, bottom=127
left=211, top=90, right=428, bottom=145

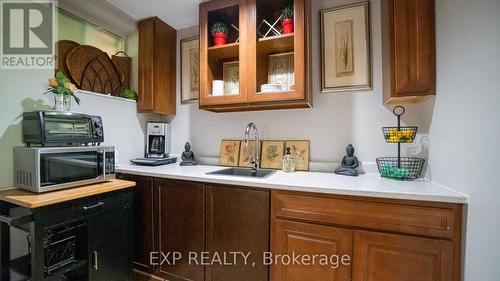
left=0, top=189, right=133, bottom=281
left=88, top=204, right=132, bottom=281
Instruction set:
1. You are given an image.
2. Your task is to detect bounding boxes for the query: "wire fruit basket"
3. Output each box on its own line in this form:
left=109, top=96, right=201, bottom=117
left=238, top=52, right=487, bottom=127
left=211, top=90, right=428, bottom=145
left=376, top=106, right=425, bottom=180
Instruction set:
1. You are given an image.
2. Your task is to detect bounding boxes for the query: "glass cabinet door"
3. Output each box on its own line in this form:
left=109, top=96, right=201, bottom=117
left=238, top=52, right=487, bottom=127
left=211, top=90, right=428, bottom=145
left=248, top=0, right=307, bottom=103
left=199, top=0, right=248, bottom=107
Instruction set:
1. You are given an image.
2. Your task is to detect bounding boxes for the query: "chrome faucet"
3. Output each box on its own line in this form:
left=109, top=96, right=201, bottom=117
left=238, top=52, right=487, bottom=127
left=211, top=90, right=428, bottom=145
left=244, top=122, right=259, bottom=171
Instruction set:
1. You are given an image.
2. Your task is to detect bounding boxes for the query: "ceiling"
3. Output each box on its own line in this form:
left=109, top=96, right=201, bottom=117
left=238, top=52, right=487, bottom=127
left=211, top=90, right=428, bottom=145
left=104, top=0, right=201, bottom=30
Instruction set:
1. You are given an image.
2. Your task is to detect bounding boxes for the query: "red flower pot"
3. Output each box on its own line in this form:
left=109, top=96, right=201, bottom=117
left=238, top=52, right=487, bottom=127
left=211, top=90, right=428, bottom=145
left=282, top=18, right=294, bottom=34
left=213, top=32, right=228, bottom=46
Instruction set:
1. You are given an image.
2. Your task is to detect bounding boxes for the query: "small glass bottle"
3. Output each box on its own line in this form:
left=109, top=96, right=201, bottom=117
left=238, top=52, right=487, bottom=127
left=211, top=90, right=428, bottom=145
left=282, top=147, right=295, bottom=172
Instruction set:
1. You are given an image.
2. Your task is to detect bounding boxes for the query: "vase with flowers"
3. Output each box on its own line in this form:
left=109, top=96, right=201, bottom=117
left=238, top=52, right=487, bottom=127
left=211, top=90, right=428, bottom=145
left=44, top=71, right=80, bottom=111
left=281, top=6, right=294, bottom=34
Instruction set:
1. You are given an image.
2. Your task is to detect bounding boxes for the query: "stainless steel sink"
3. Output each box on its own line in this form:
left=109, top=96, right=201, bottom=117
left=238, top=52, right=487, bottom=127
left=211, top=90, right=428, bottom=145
left=206, top=167, right=275, bottom=178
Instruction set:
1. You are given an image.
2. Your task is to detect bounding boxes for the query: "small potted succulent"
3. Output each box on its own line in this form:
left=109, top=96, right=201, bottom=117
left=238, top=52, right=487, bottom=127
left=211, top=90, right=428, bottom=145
left=211, top=22, right=229, bottom=46
left=281, top=6, right=294, bottom=34
left=44, top=71, right=80, bottom=111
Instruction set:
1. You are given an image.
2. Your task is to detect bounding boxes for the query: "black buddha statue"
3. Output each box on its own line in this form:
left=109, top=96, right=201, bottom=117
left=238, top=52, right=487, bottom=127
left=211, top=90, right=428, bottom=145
left=334, top=144, right=359, bottom=176
left=179, top=142, right=197, bottom=166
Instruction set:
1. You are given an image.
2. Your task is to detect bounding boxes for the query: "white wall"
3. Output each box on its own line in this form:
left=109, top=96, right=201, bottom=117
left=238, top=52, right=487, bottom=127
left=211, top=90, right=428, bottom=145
left=170, top=0, right=435, bottom=168
left=429, top=0, right=500, bottom=279
left=0, top=76, right=150, bottom=188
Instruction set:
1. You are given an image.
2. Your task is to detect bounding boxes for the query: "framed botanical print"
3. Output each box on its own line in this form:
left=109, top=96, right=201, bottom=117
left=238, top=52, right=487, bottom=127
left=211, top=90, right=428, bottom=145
left=260, top=140, right=285, bottom=170
left=285, top=140, right=310, bottom=171
left=223, top=61, right=240, bottom=95
left=268, top=52, right=295, bottom=91
left=238, top=140, right=261, bottom=168
left=181, top=37, right=199, bottom=103
left=219, top=140, right=241, bottom=167
left=320, top=2, right=371, bottom=92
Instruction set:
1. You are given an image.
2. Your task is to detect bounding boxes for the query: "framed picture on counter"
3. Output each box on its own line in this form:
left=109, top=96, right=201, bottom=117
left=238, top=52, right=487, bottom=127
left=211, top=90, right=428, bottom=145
left=181, top=36, right=200, bottom=103
left=260, top=140, right=285, bottom=170
left=320, top=2, right=371, bottom=92
left=219, top=140, right=241, bottom=167
left=238, top=140, right=261, bottom=168
left=285, top=140, right=310, bottom=171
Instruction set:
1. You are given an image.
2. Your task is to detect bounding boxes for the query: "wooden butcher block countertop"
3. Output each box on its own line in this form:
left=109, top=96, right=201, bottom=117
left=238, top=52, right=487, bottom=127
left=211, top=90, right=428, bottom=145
left=0, top=179, right=136, bottom=209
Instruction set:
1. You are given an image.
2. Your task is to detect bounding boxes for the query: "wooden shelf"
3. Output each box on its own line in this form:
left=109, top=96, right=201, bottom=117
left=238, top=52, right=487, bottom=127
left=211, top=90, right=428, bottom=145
left=257, top=33, right=294, bottom=55
left=208, top=42, right=240, bottom=61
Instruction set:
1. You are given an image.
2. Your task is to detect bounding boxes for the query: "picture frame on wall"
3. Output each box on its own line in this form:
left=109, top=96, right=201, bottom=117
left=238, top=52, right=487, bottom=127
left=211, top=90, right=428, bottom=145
left=320, top=2, right=371, bottom=92
left=260, top=140, right=285, bottom=170
left=285, top=140, right=310, bottom=171
left=181, top=36, right=199, bottom=103
left=219, top=140, right=241, bottom=167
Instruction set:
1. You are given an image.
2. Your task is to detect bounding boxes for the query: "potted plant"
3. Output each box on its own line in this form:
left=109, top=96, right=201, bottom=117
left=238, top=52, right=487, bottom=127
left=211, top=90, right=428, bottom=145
left=44, top=71, right=80, bottom=111
left=281, top=6, right=294, bottom=34
left=211, top=22, right=229, bottom=46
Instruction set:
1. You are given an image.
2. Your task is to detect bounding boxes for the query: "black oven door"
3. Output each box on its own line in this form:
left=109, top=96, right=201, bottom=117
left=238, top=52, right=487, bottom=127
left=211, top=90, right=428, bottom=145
left=40, top=151, right=104, bottom=188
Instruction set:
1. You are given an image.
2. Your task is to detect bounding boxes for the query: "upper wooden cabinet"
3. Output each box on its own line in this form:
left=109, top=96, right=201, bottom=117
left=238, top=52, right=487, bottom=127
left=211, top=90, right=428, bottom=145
left=199, top=0, right=311, bottom=112
left=138, top=17, right=177, bottom=115
left=382, top=0, right=436, bottom=104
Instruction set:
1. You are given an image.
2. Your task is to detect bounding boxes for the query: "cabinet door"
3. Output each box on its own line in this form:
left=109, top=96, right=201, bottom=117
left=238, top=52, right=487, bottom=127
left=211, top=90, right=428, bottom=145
left=247, top=0, right=311, bottom=106
left=199, top=0, right=249, bottom=108
left=138, top=17, right=176, bottom=115
left=88, top=206, right=132, bottom=281
left=205, top=185, right=270, bottom=281
left=383, top=0, right=435, bottom=103
left=117, top=174, right=155, bottom=273
left=353, top=231, right=454, bottom=281
left=156, top=179, right=204, bottom=281
left=271, top=219, right=352, bottom=281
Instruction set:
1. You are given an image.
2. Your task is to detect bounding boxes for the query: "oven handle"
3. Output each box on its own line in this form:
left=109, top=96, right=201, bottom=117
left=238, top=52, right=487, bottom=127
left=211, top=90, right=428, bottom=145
left=0, top=214, right=33, bottom=227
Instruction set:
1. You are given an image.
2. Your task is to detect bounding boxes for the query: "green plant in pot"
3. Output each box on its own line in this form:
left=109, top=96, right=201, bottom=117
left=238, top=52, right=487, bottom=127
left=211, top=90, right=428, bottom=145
left=43, top=71, right=80, bottom=111
left=281, top=5, right=294, bottom=34
left=211, top=22, right=229, bottom=46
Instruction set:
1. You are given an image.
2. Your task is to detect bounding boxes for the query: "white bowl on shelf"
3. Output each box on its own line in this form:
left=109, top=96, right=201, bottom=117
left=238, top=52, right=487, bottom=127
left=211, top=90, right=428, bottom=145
left=260, top=83, right=282, bottom=93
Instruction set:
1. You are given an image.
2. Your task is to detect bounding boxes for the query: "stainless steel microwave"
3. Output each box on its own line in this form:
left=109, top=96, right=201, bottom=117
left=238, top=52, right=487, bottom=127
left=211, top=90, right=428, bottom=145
left=13, top=146, right=115, bottom=193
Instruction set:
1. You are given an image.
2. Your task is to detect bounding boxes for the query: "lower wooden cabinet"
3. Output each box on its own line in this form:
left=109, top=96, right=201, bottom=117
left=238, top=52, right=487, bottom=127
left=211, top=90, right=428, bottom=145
left=271, top=220, right=352, bottom=281
left=205, top=185, right=270, bottom=281
left=353, top=230, right=454, bottom=281
left=156, top=179, right=205, bottom=281
left=118, top=174, right=462, bottom=281
left=117, top=174, right=155, bottom=273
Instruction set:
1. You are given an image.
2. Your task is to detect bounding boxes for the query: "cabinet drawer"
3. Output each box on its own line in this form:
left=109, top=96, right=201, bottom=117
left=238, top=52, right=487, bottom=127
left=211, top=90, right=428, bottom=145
left=272, top=191, right=458, bottom=239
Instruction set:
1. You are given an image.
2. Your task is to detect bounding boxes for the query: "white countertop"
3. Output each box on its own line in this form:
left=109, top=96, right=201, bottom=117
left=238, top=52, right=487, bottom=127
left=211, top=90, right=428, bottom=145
left=116, top=164, right=468, bottom=204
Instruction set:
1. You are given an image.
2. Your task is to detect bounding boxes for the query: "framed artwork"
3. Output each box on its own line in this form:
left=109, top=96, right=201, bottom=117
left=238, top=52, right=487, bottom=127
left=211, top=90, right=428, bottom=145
left=260, top=140, right=285, bottom=170
left=268, top=52, right=295, bottom=91
left=219, top=140, right=241, bottom=167
left=223, top=61, right=240, bottom=95
left=238, top=140, right=261, bottom=168
left=181, top=37, right=200, bottom=103
left=285, top=140, right=310, bottom=171
left=320, top=2, right=371, bottom=92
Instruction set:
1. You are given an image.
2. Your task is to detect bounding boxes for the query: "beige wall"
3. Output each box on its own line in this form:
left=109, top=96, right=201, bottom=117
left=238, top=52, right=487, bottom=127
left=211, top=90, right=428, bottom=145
left=170, top=0, right=435, bottom=167
left=429, top=0, right=500, bottom=279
